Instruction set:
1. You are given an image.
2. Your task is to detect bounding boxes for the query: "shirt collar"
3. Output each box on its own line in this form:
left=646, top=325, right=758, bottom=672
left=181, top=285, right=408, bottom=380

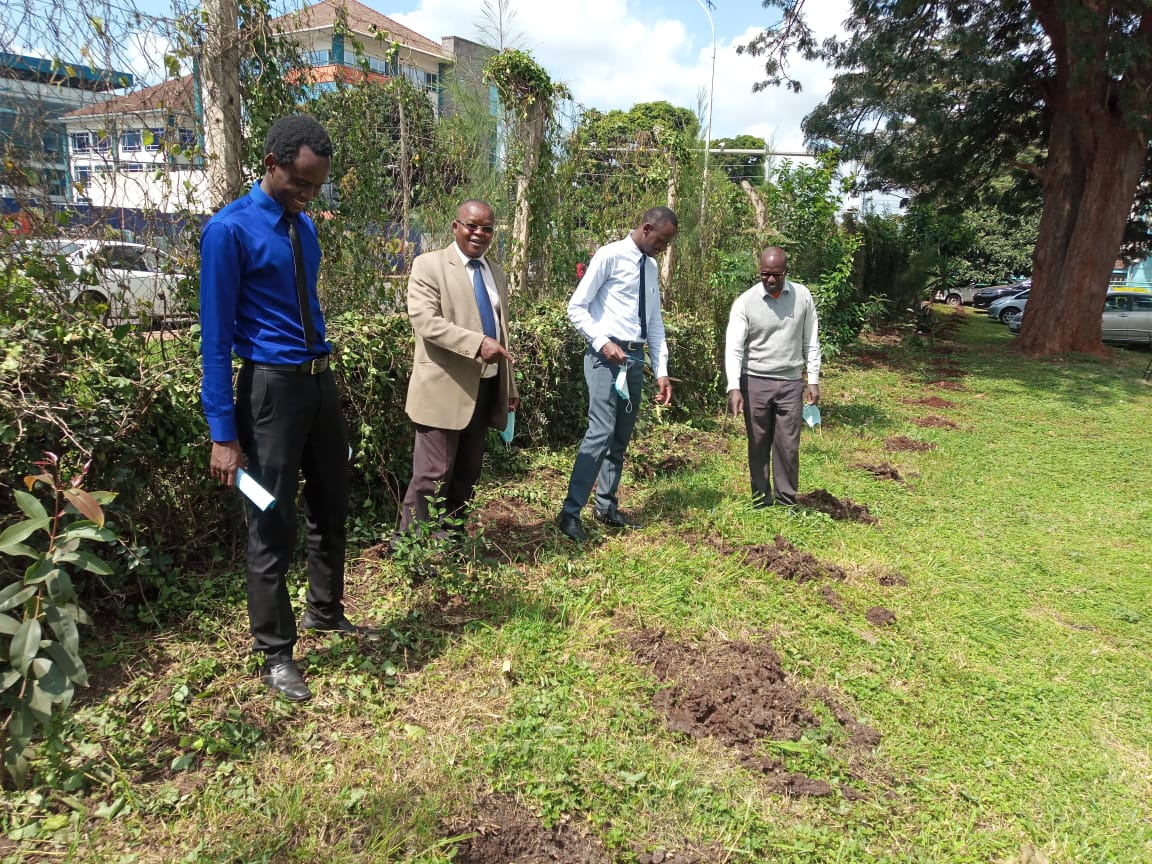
left=249, top=182, right=290, bottom=229
left=624, top=235, right=643, bottom=259
left=454, top=242, right=488, bottom=269
left=762, top=280, right=792, bottom=300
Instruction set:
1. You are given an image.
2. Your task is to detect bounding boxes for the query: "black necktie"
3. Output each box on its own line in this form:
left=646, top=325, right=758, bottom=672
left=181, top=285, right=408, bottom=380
left=638, top=253, right=648, bottom=341
left=288, top=217, right=317, bottom=353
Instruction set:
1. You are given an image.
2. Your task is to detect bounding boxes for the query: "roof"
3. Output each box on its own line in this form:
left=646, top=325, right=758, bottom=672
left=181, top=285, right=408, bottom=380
left=1, top=52, right=133, bottom=92
left=63, top=75, right=194, bottom=119
left=272, top=0, right=452, bottom=60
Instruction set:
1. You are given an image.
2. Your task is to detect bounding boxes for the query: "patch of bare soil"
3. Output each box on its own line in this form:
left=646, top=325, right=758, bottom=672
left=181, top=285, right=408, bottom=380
left=929, top=379, right=967, bottom=392
left=930, top=365, right=965, bottom=379
left=852, top=461, right=912, bottom=483
left=866, top=607, right=897, bottom=627
left=626, top=630, right=880, bottom=797
left=820, top=585, right=844, bottom=611
left=884, top=436, right=936, bottom=452
left=904, top=396, right=957, bottom=409
left=912, top=415, right=959, bottom=430
left=451, top=795, right=609, bottom=863
left=795, top=489, right=879, bottom=525
left=474, top=497, right=557, bottom=564
left=708, top=534, right=846, bottom=583
left=629, top=427, right=727, bottom=480
left=876, top=569, right=908, bottom=587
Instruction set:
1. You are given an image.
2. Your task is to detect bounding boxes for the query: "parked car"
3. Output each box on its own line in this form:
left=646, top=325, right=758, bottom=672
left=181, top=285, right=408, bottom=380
left=1101, top=290, right=1152, bottom=344
left=988, top=288, right=1029, bottom=322
left=28, top=238, right=189, bottom=324
left=973, top=280, right=1030, bottom=309
left=933, top=282, right=985, bottom=307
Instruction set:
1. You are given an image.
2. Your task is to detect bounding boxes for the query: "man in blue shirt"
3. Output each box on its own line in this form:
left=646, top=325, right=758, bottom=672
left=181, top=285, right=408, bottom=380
left=200, top=115, right=358, bottom=702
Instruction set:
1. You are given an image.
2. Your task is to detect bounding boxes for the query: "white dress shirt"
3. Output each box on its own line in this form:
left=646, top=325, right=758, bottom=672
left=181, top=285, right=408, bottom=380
left=566, top=235, right=669, bottom=377
left=454, top=243, right=502, bottom=378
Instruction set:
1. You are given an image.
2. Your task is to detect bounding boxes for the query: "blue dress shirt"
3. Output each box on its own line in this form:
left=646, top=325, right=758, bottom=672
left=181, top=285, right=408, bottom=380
left=199, top=182, right=331, bottom=442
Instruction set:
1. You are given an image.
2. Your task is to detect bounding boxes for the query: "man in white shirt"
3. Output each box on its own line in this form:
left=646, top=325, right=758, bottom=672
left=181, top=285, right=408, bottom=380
left=557, top=207, right=678, bottom=542
left=725, top=246, right=821, bottom=507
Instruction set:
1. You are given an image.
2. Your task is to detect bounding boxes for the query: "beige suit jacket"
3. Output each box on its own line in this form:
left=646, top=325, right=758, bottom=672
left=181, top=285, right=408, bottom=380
left=405, top=246, right=517, bottom=430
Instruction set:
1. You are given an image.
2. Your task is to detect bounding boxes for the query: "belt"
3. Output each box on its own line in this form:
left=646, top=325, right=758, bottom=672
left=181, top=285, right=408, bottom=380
left=243, top=356, right=330, bottom=375
left=610, top=337, right=645, bottom=351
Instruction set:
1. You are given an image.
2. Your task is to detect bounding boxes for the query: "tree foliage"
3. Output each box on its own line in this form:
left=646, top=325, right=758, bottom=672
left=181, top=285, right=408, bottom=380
left=712, top=134, right=768, bottom=187
left=743, top=0, right=1152, bottom=355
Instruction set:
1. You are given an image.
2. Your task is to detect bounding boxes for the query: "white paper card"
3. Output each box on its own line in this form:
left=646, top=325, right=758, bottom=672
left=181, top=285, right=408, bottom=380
left=236, top=468, right=276, bottom=511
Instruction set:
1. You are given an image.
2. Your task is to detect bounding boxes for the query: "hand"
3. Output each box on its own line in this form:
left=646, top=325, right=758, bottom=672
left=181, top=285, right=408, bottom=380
left=599, top=341, right=627, bottom=364
left=655, top=376, right=672, bottom=406
left=805, top=383, right=820, bottom=406
left=478, top=336, right=513, bottom=364
left=508, top=396, right=520, bottom=412
left=727, top=389, right=743, bottom=416
left=210, top=440, right=245, bottom=487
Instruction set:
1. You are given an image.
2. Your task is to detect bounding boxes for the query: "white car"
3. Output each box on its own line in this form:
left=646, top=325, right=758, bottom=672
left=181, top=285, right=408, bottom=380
left=1101, top=291, right=1152, bottom=344
left=32, top=238, right=189, bottom=324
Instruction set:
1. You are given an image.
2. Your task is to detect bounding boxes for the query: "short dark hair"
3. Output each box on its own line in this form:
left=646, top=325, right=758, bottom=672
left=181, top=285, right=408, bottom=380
left=641, top=206, right=678, bottom=229
left=265, top=115, right=333, bottom=166
left=456, top=198, right=494, bottom=218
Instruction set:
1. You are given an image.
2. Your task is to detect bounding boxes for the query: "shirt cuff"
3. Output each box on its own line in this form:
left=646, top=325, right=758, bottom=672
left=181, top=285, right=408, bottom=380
left=208, top=414, right=238, bottom=443
left=590, top=334, right=610, bottom=352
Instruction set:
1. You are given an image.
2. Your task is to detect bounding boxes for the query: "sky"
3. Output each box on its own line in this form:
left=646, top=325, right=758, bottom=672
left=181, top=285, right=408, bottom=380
left=4, top=0, right=852, bottom=154
left=383, top=0, right=853, bottom=153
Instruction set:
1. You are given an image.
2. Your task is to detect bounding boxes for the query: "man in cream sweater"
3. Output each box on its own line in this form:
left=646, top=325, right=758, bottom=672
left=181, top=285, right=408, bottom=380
left=724, top=246, right=821, bottom=507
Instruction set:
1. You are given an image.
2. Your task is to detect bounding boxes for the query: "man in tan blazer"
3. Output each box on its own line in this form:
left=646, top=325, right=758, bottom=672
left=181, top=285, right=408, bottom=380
left=399, top=199, right=518, bottom=534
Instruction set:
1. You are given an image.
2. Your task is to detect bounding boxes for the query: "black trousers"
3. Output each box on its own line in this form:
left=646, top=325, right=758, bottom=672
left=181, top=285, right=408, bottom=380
left=236, top=363, right=349, bottom=661
left=399, top=376, right=496, bottom=532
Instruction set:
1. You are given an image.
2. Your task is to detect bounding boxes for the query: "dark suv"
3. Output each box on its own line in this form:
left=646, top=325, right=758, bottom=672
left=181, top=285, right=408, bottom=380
left=973, top=279, right=1030, bottom=309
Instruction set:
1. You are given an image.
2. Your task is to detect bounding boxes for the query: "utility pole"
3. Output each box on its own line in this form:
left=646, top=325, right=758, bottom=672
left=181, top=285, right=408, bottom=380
left=200, top=0, right=243, bottom=209
left=693, top=0, right=716, bottom=237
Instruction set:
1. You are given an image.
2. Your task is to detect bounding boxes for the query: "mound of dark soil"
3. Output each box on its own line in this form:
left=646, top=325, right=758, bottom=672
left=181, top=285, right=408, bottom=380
left=929, top=380, right=967, bottom=392
left=451, top=795, right=609, bottom=863
left=626, top=630, right=880, bottom=797
left=866, top=607, right=897, bottom=627
left=884, top=436, right=937, bottom=452
left=852, top=461, right=910, bottom=483
left=913, top=415, right=959, bottom=430
left=821, top=585, right=844, bottom=611
left=904, top=396, right=957, bottom=409
left=710, top=534, right=846, bottom=583
left=876, top=569, right=908, bottom=587
left=795, top=489, right=879, bottom=525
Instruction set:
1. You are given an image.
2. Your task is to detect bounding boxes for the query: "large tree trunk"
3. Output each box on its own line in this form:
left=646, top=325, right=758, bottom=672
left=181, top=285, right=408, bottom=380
left=509, top=102, right=546, bottom=295
left=200, top=0, right=243, bottom=210
left=1019, top=1, right=1150, bottom=355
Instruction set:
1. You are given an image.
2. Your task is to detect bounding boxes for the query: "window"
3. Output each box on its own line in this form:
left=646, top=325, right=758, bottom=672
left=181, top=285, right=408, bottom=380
left=121, top=130, right=142, bottom=152
left=71, top=132, right=92, bottom=153
left=146, top=128, right=165, bottom=151
left=120, top=162, right=149, bottom=173
left=305, top=49, right=330, bottom=66
left=366, top=56, right=390, bottom=74
left=74, top=165, right=92, bottom=180
left=93, top=131, right=111, bottom=152
left=1135, top=296, right=1152, bottom=311
left=1105, top=295, right=1132, bottom=311
left=400, top=65, right=438, bottom=96
left=178, top=128, right=196, bottom=148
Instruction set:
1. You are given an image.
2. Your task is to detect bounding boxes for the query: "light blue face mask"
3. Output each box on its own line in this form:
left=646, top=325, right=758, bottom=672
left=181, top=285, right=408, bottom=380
left=614, top=361, right=634, bottom=412
left=499, top=410, right=515, bottom=444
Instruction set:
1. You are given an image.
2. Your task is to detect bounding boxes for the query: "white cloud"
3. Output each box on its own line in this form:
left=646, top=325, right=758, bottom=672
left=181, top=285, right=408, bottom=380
left=387, top=0, right=851, bottom=153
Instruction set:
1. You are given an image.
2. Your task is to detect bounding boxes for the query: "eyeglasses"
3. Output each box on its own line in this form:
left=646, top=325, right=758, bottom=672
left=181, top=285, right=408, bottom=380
left=761, top=271, right=787, bottom=278
left=456, top=221, right=495, bottom=236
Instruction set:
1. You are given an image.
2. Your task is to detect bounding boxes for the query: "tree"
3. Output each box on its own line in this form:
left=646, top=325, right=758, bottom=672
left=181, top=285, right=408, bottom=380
left=742, top=0, right=1152, bottom=355
left=712, top=134, right=768, bottom=187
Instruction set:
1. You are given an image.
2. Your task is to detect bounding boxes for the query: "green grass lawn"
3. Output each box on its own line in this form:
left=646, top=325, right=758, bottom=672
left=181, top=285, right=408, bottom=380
left=5, top=308, right=1151, bottom=863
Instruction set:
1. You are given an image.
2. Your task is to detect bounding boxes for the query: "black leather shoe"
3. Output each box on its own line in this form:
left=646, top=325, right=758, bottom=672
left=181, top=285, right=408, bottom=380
left=300, top=612, right=363, bottom=634
left=260, top=660, right=311, bottom=702
left=555, top=513, right=587, bottom=543
left=593, top=509, right=642, bottom=530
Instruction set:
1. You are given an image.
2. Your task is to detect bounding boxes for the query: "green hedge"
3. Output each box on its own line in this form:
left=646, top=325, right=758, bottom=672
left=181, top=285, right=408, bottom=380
left=1, top=302, right=722, bottom=601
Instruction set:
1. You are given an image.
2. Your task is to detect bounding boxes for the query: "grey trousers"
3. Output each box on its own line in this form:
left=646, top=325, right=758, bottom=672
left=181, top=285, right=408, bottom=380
left=561, top=345, right=645, bottom=517
left=742, top=375, right=804, bottom=506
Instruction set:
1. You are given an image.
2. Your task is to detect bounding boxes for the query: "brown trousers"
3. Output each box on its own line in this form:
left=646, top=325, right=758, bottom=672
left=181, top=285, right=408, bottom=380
left=399, top=377, right=497, bottom=532
left=741, top=375, right=804, bottom=506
